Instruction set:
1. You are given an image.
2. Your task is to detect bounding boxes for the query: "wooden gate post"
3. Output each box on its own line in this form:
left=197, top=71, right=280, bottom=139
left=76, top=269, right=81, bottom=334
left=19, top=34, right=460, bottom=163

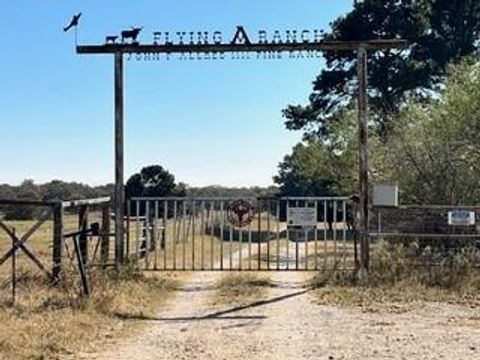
left=114, top=52, right=125, bottom=264
left=52, top=202, right=64, bottom=283
left=78, top=205, right=89, bottom=267
left=100, top=204, right=111, bottom=266
left=357, top=46, right=370, bottom=275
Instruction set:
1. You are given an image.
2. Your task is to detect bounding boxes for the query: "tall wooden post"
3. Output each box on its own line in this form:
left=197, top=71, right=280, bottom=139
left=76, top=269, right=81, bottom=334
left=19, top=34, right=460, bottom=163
left=357, top=46, right=370, bottom=273
left=114, top=52, right=125, bottom=264
left=78, top=205, right=89, bottom=267
left=101, top=204, right=111, bottom=266
left=52, top=202, right=64, bottom=283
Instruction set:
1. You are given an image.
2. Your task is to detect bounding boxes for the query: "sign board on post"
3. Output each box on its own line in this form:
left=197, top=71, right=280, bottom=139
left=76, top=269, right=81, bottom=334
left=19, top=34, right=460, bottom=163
left=448, top=210, right=475, bottom=226
left=373, top=183, right=398, bottom=207
left=287, top=207, right=317, bottom=228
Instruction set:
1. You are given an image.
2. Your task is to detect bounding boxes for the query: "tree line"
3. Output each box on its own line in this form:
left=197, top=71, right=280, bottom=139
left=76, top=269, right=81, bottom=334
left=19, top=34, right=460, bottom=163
left=0, top=172, right=278, bottom=220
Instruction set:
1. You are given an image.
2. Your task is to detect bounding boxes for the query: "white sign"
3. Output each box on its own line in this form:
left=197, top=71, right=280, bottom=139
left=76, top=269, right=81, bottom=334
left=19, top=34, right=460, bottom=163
left=373, top=183, right=398, bottom=207
left=287, top=207, right=317, bottom=227
left=448, top=210, right=475, bottom=226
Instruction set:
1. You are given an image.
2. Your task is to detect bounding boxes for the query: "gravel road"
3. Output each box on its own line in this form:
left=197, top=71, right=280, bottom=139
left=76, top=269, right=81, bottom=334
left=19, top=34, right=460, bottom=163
left=78, top=269, right=480, bottom=360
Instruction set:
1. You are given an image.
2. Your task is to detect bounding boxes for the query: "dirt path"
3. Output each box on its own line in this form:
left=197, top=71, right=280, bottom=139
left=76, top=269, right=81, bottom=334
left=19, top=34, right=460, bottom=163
left=78, top=268, right=480, bottom=360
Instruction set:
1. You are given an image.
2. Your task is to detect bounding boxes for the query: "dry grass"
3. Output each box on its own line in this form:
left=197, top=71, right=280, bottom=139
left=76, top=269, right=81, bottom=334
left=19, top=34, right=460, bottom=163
left=213, top=273, right=272, bottom=306
left=311, top=240, right=480, bottom=310
left=0, top=215, right=178, bottom=360
left=0, top=265, right=177, bottom=359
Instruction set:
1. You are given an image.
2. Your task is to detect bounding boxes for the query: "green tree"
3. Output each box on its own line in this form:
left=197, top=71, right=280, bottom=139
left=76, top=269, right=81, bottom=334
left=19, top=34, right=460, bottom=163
left=275, top=107, right=360, bottom=197
left=125, top=165, right=185, bottom=199
left=284, top=0, right=480, bottom=141
left=3, top=180, right=42, bottom=220
left=379, top=59, right=480, bottom=204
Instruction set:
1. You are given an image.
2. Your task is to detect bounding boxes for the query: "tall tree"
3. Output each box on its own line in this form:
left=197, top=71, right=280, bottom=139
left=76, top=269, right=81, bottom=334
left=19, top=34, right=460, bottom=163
left=275, top=107, right=360, bottom=197
left=284, top=0, right=480, bottom=141
left=125, top=165, right=186, bottom=199
left=379, top=59, right=480, bottom=204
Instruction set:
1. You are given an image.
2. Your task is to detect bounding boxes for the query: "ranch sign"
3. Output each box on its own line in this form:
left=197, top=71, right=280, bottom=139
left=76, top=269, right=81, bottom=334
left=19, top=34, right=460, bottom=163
left=105, top=26, right=327, bottom=61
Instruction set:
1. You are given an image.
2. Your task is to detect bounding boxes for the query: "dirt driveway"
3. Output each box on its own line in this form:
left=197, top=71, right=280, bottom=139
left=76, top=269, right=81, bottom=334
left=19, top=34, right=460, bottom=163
left=75, top=270, right=480, bottom=360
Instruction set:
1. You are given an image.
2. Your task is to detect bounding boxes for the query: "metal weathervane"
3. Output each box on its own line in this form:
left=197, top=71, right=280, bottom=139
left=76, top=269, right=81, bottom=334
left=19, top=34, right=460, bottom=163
left=63, top=12, right=82, bottom=45
left=67, top=14, right=408, bottom=273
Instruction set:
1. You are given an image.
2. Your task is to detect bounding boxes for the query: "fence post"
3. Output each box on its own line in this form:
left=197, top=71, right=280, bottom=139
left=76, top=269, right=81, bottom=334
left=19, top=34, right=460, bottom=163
left=52, top=202, right=64, bottom=284
left=101, top=204, right=111, bottom=266
left=114, top=52, right=126, bottom=264
left=78, top=205, right=89, bottom=268
left=357, top=46, right=370, bottom=276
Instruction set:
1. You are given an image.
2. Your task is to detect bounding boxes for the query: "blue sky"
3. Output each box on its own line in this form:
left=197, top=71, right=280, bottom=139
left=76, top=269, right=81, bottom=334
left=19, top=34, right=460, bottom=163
left=0, top=1, right=353, bottom=187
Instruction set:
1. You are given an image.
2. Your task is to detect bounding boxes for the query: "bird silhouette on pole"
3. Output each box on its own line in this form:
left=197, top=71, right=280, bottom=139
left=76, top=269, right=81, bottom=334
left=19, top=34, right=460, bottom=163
left=63, top=13, right=82, bottom=32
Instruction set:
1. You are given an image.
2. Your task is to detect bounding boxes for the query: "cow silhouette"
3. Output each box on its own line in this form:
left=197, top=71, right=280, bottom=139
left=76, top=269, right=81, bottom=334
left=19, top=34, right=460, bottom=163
left=121, top=27, right=143, bottom=43
left=105, top=36, right=118, bottom=44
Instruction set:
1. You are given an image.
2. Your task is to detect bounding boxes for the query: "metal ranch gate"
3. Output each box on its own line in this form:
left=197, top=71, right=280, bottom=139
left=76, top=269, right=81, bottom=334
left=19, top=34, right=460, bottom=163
left=127, top=197, right=357, bottom=271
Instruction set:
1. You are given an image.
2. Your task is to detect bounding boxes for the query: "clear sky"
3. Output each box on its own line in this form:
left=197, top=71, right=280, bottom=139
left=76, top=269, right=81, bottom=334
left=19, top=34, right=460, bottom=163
left=0, top=1, right=353, bottom=187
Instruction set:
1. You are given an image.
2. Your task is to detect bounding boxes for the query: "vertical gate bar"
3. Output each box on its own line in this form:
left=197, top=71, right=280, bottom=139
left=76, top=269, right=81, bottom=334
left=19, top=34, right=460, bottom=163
left=126, top=200, right=130, bottom=260
left=220, top=201, right=224, bottom=270
left=239, top=228, right=242, bottom=270
left=183, top=200, right=187, bottom=270
left=210, top=202, right=214, bottom=270
left=343, top=200, right=347, bottom=269
left=173, top=200, right=177, bottom=271
left=276, top=200, right=280, bottom=271
left=248, top=214, right=252, bottom=270
left=295, top=200, right=299, bottom=271
left=257, top=201, right=261, bottom=270
left=333, top=201, right=338, bottom=267
left=145, top=201, right=150, bottom=269
left=314, top=200, right=318, bottom=270
left=191, top=200, right=196, bottom=270
left=201, top=200, right=205, bottom=270
left=305, top=201, right=309, bottom=270
left=266, top=200, right=270, bottom=270
left=163, top=200, right=167, bottom=270
left=323, top=201, right=328, bottom=269
left=154, top=200, right=159, bottom=270
left=135, top=200, right=140, bottom=261
left=286, top=200, right=290, bottom=270
left=229, top=211, right=233, bottom=270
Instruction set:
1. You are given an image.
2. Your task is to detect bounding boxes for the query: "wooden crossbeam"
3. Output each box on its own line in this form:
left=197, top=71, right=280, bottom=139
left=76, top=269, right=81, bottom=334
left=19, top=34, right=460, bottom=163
left=77, top=39, right=408, bottom=55
left=0, top=210, right=54, bottom=279
left=0, top=210, right=52, bottom=265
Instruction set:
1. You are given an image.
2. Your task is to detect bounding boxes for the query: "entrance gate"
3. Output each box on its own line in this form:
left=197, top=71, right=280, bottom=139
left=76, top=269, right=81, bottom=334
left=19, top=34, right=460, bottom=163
left=127, top=197, right=357, bottom=271
left=74, top=24, right=407, bottom=271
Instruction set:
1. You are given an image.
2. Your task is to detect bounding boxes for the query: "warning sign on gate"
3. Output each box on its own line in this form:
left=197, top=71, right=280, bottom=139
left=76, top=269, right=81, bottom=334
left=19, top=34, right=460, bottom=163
left=448, top=210, right=475, bottom=226
left=287, top=207, right=317, bottom=227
